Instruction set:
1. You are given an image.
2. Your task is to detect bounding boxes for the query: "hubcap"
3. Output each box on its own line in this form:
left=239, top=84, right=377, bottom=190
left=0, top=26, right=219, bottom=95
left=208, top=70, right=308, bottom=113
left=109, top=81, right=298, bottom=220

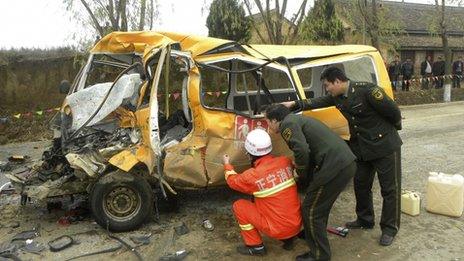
left=103, top=186, right=141, bottom=222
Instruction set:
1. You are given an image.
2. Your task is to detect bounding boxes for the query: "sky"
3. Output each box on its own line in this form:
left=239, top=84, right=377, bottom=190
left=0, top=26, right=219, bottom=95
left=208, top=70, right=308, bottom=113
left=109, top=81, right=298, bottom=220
left=0, top=0, right=437, bottom=49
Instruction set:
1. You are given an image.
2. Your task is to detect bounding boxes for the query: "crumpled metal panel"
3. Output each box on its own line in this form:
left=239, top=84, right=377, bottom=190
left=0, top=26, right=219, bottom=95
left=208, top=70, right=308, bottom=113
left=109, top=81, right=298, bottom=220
left=91, top=31, right=174, bottom=54
left=163, top=136, right=207, bottom=188
left=109, top=149, right=140, bottom=172
left=204, top=137, right=250, bottom=187
left=66, top=153, right=106, bottom=177
left=66, top=74, right=142, bottom=131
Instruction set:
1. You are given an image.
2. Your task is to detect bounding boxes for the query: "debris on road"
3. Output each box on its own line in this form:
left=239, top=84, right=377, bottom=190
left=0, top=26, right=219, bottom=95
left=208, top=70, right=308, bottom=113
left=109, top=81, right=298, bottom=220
left=48, top=235, right=74, bottom=252
left=108, top=234, right=143, bottom=261
left=0, top=242, right=16, bottom=256
left=130, top=233, right=152, bottom=245
left=23, top=240, right=45, bottom=254
left=57, top=209, right=88, bottom=227
left=174, top=222, right=189, bottom=236
left=159, top=249, right=188, bottom=261
left=8, top=155, right=29, bottom=163
left=0, top=182, right=14, bottom=195
left=0, top=162, right=12, bottom=172
left=11, top=229, right=40, bottom=241
left=327, top=226, right=349, bottom=237
left=202, top=219, right=214, bottom=231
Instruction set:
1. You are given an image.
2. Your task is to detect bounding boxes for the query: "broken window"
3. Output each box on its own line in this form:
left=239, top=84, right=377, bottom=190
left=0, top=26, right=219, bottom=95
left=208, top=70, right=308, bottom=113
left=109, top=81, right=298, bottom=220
left=84, top=54, right=142, bottom=88
left=157, top=54, right=191, bottom=144
left=142, top=49, right=192, bottom=146
left=296, top=55, right=378, bottom=99
left=296, top=68, right=314, bottom=98
left=65, top=54, right=145, bottom=133
left=199, top=58, right=296, bottom=117
left=200, top=60, right=231, bottom=110
left=157, top=55, right=189, bottom=117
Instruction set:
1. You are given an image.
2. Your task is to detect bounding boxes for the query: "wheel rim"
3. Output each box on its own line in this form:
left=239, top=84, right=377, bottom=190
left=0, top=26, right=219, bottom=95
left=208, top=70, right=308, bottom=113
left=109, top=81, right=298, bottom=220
left=103, top=186, right=142, bottom=222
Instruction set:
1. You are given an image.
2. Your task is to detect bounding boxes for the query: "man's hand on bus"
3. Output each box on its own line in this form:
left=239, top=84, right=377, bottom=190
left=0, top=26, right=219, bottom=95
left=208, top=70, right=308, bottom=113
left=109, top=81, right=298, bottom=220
left=281, top=101, right=296, bottom=109
left=223, top=154, right=230, bottom=165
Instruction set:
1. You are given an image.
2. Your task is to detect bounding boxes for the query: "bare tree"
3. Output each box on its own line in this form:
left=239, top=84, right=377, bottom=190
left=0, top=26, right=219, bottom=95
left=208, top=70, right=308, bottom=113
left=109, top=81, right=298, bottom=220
left=433, top=0, right=457, bottom=101
left=341, top=0, right=404, bottom=51
left=64, top=0, right=159, bottom=39
left=243, top=0, right=309, bottom=44
left=356, top=0, right=380, bottom=49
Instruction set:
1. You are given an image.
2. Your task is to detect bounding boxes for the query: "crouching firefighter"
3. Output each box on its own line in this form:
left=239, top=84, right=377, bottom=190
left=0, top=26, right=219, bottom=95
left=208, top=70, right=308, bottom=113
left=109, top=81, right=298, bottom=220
left=222, top=129, right=302, bottom=256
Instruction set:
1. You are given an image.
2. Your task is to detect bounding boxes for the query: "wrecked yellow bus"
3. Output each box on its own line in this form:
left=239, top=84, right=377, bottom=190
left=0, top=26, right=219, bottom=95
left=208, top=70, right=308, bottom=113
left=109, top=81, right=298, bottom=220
left=6, top=31, right=393, bottom=231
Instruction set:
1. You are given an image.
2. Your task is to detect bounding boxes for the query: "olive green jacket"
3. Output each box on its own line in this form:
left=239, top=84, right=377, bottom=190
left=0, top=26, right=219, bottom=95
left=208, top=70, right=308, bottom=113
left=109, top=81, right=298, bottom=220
left=295, top=81, right=403, bottom=161
left=280, top=114, right=356, bottom=189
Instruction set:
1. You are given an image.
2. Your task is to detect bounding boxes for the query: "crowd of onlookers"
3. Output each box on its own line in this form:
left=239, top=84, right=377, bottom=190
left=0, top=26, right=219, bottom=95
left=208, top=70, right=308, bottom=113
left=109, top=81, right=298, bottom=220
left=387, top=55, right=463, bottom=91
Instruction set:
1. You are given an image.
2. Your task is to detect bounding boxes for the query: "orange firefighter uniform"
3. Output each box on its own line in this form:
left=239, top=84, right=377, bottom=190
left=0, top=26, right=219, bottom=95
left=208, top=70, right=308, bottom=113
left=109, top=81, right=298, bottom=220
left=224, top=154, right=302, bottom=246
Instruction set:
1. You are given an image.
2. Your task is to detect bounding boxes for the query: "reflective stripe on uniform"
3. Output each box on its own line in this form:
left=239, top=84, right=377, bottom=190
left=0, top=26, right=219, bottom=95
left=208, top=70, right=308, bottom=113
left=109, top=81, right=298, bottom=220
left=225, top=170, right=238, bottom=179
left=310, top=186, right=324, bottom=260
left=253, top=178, right=296, bottom=198
left=239, top=223, right=255, bottom=231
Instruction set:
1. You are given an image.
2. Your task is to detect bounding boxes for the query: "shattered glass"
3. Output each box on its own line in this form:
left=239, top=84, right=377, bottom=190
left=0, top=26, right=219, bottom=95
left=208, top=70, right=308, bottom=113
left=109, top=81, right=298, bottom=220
left=66, top=73, right=142, bottom=131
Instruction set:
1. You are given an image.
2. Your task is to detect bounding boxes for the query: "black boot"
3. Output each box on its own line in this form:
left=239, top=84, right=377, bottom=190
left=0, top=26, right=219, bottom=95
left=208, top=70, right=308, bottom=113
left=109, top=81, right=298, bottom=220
left=281, top=236, right=296, bottom=250
left=379, top=233, right=395, bottom=246
left=236, top=244, right=266, bottom=256
left=345, top=219, right=374, bottom=229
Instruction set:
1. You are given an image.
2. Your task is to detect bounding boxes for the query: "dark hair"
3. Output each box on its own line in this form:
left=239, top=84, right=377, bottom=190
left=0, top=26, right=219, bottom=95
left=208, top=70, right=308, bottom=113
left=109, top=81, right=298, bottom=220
left=320, top=66, right=348, bottom=83
left=265, top=103, right=291, bottom=122
left=249, top=153, right=262, bottom=165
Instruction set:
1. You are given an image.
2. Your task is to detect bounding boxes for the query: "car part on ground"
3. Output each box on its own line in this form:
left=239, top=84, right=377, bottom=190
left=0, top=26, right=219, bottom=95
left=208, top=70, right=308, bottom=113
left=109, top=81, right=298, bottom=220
left=48, top=235, right=74, bottom=252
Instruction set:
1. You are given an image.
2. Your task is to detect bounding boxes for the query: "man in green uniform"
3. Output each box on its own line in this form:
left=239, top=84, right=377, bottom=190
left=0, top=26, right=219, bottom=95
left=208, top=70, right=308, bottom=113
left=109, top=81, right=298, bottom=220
left=264, top=104, right=356, bottom=261
left=282, top=67, right=403, bottom=246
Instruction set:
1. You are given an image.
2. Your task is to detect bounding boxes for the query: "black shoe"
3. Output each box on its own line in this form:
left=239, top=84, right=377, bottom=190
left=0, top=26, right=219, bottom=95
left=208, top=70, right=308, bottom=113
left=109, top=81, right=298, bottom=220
left=295, top=252, right=316, bottom=261
left=281, top=236, right=296, bottom=251
left=236, top=244, right=266, bottom=256
left=379, top=233, right=394, bottom=246
left=345, top=219, right=374, bottom=229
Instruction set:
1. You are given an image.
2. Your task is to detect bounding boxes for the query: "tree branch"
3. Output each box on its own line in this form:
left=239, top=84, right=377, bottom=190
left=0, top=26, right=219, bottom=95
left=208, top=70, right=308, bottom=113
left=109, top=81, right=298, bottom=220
left=286, top=0, right=307, bottom=44
left=139, top=0, right=147, bottom=30
left=119, top=0, right=128, bottom=31
left=275, top=0, right=282, bottom=43
left=244, top=0, right=267, bottom=43
left=254, top=0, right=276, bottom=43
left=106, top=0, right=118, bottom=30
left=149, top=0, right=154, bottom=30
left=80, top=0, right=104, bottom=36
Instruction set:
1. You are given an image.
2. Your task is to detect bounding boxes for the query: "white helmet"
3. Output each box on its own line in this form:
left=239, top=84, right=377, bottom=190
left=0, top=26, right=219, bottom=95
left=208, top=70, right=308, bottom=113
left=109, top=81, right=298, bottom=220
left=245, top=129, right=272, bottom=156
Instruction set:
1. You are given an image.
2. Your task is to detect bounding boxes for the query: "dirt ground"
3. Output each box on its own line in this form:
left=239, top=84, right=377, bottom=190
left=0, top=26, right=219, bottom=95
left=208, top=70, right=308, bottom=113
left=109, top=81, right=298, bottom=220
left=1, top=102, right=464, bottom=261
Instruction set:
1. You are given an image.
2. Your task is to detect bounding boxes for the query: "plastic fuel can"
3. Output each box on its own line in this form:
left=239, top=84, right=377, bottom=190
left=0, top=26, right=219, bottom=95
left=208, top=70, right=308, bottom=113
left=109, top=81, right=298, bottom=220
left=426, top=172, right=464, bottom=217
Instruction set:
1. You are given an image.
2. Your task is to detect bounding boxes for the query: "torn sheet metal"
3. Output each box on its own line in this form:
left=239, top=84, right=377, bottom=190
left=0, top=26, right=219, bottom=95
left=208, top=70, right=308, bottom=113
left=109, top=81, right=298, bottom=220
left=163, top=136, right=207, bottom=188
left=21, top=175, right=73, bottom=200
left=91, top=31, right=174, bottom=54
left=204, top=135, right=293, bottom=187
left=66, top=73, right=142, bottom=131
left=98, top=144, right=126, bottom=158
left=65, top=153, right=107, bottom=178
left=114, top=107, right=137, bottom=128
left=109, top=149, right=140, bottom=172
left=204, top=137, right=250, bottom=187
